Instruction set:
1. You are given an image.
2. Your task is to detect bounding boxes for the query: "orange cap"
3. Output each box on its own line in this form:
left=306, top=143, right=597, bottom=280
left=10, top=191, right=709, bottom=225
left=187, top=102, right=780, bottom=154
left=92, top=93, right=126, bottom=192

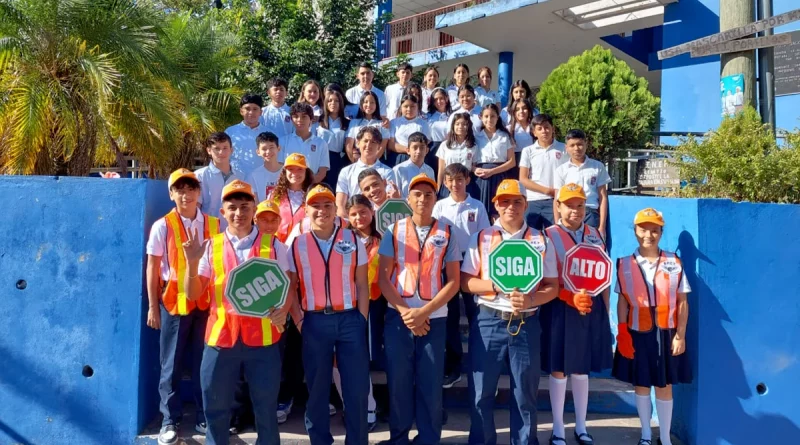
left=408, top=173, right=437, bottom=192
left=557, top=183, right=587, bottom=202
left=305, top=184, right=336, bottom=204
left=221, top=179, right=256, bottom=201
left=255, top=200, right=281, bottom=217
left=168, top=168, right=199, bottom=189
left=634, top=208, right=665, bottom=226
left=284, top=153, right=308, bottom=170
left=492, top=179, right=526, bottom=202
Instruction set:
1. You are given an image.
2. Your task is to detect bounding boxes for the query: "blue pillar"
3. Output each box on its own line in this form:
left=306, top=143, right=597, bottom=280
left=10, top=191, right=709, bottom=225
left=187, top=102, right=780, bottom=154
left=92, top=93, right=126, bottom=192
left=374, top=0, right=392, bottom=62
left=498, top=51, right=514, bottom=108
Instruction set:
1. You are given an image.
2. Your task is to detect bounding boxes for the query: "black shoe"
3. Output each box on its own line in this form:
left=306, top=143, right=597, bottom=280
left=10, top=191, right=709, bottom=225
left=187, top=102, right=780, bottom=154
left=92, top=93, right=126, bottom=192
left=574, top=431, right=594, bottom=445
left=549, top=434, right=567, bottom=445
left=442, top=373, right=462, bottom=389
left=229, top=416, right=241, bottom=435
left=194, top=422, right=207, bottom=435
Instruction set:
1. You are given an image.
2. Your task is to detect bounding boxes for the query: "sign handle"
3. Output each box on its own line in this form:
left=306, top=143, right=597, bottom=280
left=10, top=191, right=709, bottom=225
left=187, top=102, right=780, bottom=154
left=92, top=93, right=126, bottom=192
left=579, top=288, right=588, bottom=317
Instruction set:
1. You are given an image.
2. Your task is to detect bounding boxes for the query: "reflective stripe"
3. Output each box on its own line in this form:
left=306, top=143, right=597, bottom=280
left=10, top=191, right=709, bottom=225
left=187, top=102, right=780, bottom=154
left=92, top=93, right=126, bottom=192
left=617, top=251, right=682, bottom=332
left=208, top=234, right=227, bottom=346
left=341, top=230, right=354, bottom=310
left=393, top=218, right=449, bottom=300
left=165, top=213, right=189, bottom=315
left=545, top=224, right=604, bottom=287
left=260, top=234, right=274, bottom=345
left=296, top=235, right=316, bottom=310
left=295, top=229, right=359, bottom=311
left=395, top=219, right=409, bottom=296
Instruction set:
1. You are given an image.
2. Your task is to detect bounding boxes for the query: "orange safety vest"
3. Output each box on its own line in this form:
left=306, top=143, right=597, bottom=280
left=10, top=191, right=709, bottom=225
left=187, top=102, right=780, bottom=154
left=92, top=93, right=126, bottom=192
left=163, top=210, right=220, bottom=315
left=392, top=217, right=451, bottom=301
left=616, top=251, right=683, bottom=332
left=476, top=225, right=547, bottom=300
left=271, top=192, right=305, bottom=244
left=545, top=223, right=605, bottom=301
left=205, top=232, right=283, bottom=347
left=293, top=227, right=359, bottom=312
left=364, top=235, right=382, bottom=301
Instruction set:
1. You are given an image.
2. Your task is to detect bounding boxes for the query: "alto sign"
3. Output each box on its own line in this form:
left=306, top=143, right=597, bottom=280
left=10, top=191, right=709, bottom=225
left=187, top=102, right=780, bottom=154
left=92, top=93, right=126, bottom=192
left=561, top=243, right=612, bottom=296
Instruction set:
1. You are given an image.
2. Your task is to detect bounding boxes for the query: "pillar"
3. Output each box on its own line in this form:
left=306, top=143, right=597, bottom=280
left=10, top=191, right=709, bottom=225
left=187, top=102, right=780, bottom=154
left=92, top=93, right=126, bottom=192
left=374, top=0, right=392, bottom=62
left=498, top=51, right=514, bottom=108
left=720, top=0, right=757, bottom=107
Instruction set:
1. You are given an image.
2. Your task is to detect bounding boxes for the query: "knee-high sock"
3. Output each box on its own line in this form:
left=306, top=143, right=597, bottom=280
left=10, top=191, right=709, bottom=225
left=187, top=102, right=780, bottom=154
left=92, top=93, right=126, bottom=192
left=368, top=378, right=376, bottom=412
left=655, top=398, right=673, bottom=445
left=549, top=375, right=568, bottom=439
left=636, top=394, right=652, bottom=440
left=571, top=374, right=589, bottom=435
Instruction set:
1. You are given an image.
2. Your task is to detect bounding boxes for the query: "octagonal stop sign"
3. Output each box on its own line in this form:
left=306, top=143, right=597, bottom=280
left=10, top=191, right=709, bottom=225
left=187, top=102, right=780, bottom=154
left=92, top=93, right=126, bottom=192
left=562, top=243, right=613, bottom=296
left=488, top=239, right=544, bottom=294
left=376, top=199, right=413, bottom=235
left=225, top=257, right=289, bottom=323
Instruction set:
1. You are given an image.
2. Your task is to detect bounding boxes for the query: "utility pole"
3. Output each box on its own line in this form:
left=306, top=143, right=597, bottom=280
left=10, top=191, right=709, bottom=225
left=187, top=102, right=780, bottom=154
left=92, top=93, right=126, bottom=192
left=757, top=0, right=776, bottom=133
left=720, top=0, right=757, bottom=107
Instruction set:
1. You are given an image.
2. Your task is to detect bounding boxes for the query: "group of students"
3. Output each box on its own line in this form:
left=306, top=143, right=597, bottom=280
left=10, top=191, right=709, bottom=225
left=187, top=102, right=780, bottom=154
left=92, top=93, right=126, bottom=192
left=145, top=61, right=692, bottom=445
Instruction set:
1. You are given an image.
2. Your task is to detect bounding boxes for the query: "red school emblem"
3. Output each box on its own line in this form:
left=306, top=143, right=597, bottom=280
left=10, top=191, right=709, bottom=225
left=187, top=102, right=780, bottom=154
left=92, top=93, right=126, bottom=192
left=284, top=115, right=291, bottom=122
left=468, top=210, right=477, bottom=222
left=555, top=152, right=562, bottom=159
left=311, top=144, right=317, bottom=152
left=590, top=176, right=597, bottom=185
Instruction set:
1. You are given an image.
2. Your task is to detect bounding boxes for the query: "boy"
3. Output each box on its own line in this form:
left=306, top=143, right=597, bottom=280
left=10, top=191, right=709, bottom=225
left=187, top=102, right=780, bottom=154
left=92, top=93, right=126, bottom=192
left=226, top=94, right=270, bottom=176
left=385, top=63, right=413, bottom=119
left=182, top=180, right=291, bottom=445
left=432, top=163, right=490, bottom=388
left=345, top=62, right=387, bottom=119
left=146, top=169, right=220, bottom=445
left=282, top=103, right=330, bottom=184
left=195, top=132, right=245, bottom=230
left=246, top=132, right=283, bottom=203
left=552, top=129, right=611, bottom=234
left=336, top=126, right=396, bottom=217
left=460, top=179, right=559, bottom=445
left=392, top=132, right=435, bottom=197
left=254, top=199, right=282, bottom=235
left=377, top=174, right=462, bottom=444
left=358, top=168, right=401, bottom=210
left=286, top=184, right=370, bottom=445
left=261, top=77, right=295, bottom=140
left=518, top=113, right=567, bottom=230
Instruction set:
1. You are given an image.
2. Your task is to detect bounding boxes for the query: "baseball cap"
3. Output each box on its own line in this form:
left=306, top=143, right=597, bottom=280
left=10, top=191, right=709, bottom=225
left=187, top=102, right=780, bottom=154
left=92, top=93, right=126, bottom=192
left=168, top=168, right=199, bottom=189
left=284, top=153, right=308, bottom=170
left=408, top=174, right=437, bottom=192
left=221, top=179, right=256, bottom=201
left=634, top=208, right=665, bottom=226
left=305, top=184, right=336, bottom=205
left=255, top=200, right=281, bottom=218
left=557, top=183, right=587, bottom=202
left=492, top=179, right=526, bottom=202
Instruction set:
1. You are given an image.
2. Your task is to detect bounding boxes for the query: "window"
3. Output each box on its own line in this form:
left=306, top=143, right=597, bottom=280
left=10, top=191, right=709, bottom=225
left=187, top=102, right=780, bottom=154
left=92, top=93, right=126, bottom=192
left=439, top=32, right=456, bottom=46
left=397, top=39, right=412, bottom=54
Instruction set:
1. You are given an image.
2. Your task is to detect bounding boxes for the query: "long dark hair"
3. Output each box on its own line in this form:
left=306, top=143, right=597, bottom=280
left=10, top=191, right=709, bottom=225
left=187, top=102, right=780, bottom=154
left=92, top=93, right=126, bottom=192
left=345, top=194, right=379, bottom=242
left=508, top=99, right=535, bottom=144
left=355, top=90, right=383, bottom=121
left=272, top=166, right=314, bottom=203
left=427, top=87, right=452, bottom=118
left=446, top=112, right=476, bottom=149
left=481, top=103, right=511, bottom=137
left=508, top=79, right=532, bottom=102
left=321, top=90, right=350, bottom=132
left=397, top=94, right=420, bottom=119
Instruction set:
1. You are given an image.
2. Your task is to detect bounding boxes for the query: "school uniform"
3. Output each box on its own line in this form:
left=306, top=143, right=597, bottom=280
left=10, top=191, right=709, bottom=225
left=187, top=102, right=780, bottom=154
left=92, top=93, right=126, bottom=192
left=389, top=116, right=431, bottom=166
left=519, top=140, right=567, bottom=229
left=446, top=85, right=462, bottom=111
left=500, top=106, right=512, bottom=126
left=446, top=107, right=482, bottom=134
left=553, top=157, right=611, bottom=228
left=282, top=133, right=330, bottom=176
left=260, top=103, right=295, bottom=141
left=435, top=139, right=478, bottom=199
left=427, top=110, right=451, bottom=177
left=319, top=117, right=349, bottom=186
left=345, top=85, right=387, bottom=118
left=311, top=104, right=323, bottom=124
left=474, top=130, right=514, bottom=214
left=346, top=118, right=390, bottom=161
left=246, top=165, right=282, bottom=203
left=196, top=228, right=288, bottom=445
left=393, top=160, right=435, bottom=197
left=421, top=87, right=435, bottom=114
left=461, top=222, right=558, bottom=445
left=511, top=124, right=533, bottom=174
left=336, top=159, right=395, bottom=199
left=379, top=217, right=462, bottom=444
left=288, top=227, right=370, bottom=445
left=268, top=189, right=306, bottom=244
left=362, top=234, right=387, bottom=371
left=474, top=86, right=499, bottom=108
left=384, top=82, right=408, bottom=120
left=195, top=163, right=246, bottom=229
left=612, top=250, right=693, bottom=388
left=226, top=121, right=272, bottom=176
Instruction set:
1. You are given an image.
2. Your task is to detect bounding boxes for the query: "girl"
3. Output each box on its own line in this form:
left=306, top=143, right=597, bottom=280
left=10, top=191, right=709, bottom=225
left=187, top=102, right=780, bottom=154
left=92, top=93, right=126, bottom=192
left=421, top=66, right=440, bottom=114
left=474, top=103, right=515, bottom=214
left=474, top=66, right=500, bottom=107
left=401, top=82, right=423, bottom=113
left=613, top=208, right=691, bottom=445
left=436, top=113, right=477, bottom=199
left=446, top=85, right=482, bottom=133
left=508, top=98, right=536, bottom=167
left=427, top=87, right=453, bottom=178
left=542, top=184, right=613, bottom=445
left=388, top=94, right=430, bottom=166
left=501, top=79, right=533, bottom=125
left=267, top=153, right=314, bottom=243
left=298, top=80, right=324, bottom=123
left=447, top=63, right=470, bottom=111
left=320, top=90, right=351, bottom=186
left=345, top=91, right=389, bottom=163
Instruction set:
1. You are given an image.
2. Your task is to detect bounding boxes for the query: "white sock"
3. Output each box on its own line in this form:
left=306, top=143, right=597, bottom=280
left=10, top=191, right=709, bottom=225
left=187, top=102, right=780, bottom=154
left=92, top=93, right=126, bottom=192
left=332, top=366, right=343, bottom=407
left=636, top=394, right=652, bottom=440
left=368, top=377, right=376, bottom=412
left=571, top=374, right=590, bottom=435
left=655, top=398, right=673, bottom=445
left=549, top=375, right=568, bottom=439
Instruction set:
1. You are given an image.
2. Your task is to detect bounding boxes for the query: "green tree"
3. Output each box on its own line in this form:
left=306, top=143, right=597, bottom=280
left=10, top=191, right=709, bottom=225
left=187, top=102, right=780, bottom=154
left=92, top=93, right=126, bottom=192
left=537, top=45, right=660, bottom=163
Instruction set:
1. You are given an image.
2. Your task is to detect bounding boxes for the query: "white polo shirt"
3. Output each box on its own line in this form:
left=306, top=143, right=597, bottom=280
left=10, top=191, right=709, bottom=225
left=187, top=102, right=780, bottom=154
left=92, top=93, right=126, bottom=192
left=390, top=116, right=431, bottom=147
left=446, top=107, right=482, bottom=135
left=282, top=133, right=330, bottom=175
left=322, top=117, right=347, bottom=153
left=475, top=130, right=513, bottom=164
left=260, top=103, right=294, bottom=141
left=446, top=85, right=462, bottom=111
left=614, top=249, right=692, bottom=295
left=500, top=106, right=512, bottom=126
left=433, top=196, right=491, bottom=254
left=345, top=85, right=386, bottom=116
left=474, top=86, right=499, bottom=107
left=384, top=82, right=408, bottom=120
left=247, top=165, right=282, bottom=203
left=147, top=210, right=207, bottom=281
left=336, top=159, right=395, bottom=198
left=519, top=140, right=567, bottom=201
left=553, top=157, right=611, bottom=209
left=421, top=87, right=435, bottom=114
left=393, top=160, right=435, bottom=197
left=226, top=121, right=271, bottom=176
left=436, top=139, right=478, bottom=171
left=198, top=227, right=290, bottom=278
left=195, top=162, right=245, bottom=227
left=346, top=118, right=390, bottom=143
left=512, top=124, right=534, bottom=153
left=427, top=111, right=451, bottom=142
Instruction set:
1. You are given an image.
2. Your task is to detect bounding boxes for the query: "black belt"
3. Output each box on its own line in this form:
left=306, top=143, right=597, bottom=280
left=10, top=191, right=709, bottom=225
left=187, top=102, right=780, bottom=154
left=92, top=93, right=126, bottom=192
left=480, top=305, right=537, bottom=320
left=476, top=162, right=503, bottom=167
left=306, top=307, right=355, bottom=315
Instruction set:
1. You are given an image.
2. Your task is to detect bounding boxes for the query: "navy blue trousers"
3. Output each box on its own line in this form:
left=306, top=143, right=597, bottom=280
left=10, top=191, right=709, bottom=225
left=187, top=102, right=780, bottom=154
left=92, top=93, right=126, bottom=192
left=158, top=306, right=207, bottom=426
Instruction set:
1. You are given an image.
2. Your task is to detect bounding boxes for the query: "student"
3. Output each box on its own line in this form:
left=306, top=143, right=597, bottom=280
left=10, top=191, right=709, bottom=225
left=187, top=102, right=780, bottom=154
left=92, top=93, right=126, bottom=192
left=460, top=179, right=559, bottom=445
left=346, top=62, right=386, bottom=118
left=345, top=91, right=390, bottom=162
left=436, top=113, right=477, bottom=199
left=388, top=94, right=431, bottom=166
left=426, top=87, right=453, bottom=168
left=182, top=180, right=290, bottom=445
left=268, top=153, right=314, bottom=244
left=385, top=62, right=413, bottom=120
left=195, top=132, right=245, bottom=230
left=402, top=82, right=424, bottom=110
left=298, top=80, right=324, bottom=123
left=261, top=78, right=295, bottom=141
left=474, top=66, right=500, bottom=107
left=320, top=90, right=351, bottom=186
left=500, top=79, right=533, bottom=125
left=336, top=126, right=396, bottom=216
left=226, top=94, right=270, bottom=176
left=474, top=104, right=516, bottom=216
left=542, top=183, right=612, bottom=445
left=282, top=103, right=330, bottom=184
left=286, top=183, right=370, bottom=445
left=358, top=168, right=401, bottom=211
left=508, top=99, right=536, bottom=166
left=432, top=163, right=490, bottom=388
left=377, top=174, right=462, bottom=445
left=612, top=208, right=692, bottom=445
left=446, top=85, right=482, bottom=132
left=447, top=64, right=470, bottom=111
left=393, top=132, right=435, bottom=197
left=246, top=132, right=283, bottom=203
left=519, top=113, right=567, bottom=229
left=552, top=129, right=610, bottom=233
left=421, top=66, right=440, bottom=114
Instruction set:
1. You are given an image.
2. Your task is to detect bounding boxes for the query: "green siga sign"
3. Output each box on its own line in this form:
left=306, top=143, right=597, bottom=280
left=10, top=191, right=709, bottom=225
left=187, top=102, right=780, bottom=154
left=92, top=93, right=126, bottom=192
left=375, top=199, right=413, bottom=235
left=225, top=257, right=289, bottom=317
left=488, top=239, right=544, bottom=294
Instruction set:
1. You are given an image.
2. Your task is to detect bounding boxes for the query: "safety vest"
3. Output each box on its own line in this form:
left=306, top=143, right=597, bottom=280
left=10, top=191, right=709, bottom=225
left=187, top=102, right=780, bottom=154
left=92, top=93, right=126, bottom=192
left=545, top=224, right=605, bottom=301
left=163, top=210, right=220, bottom=315
left=392, top=217, right=451, bottom=301
left=364, top=235, right=382, bottom=301
left=616, top=251, right=683, bottom=332
left=271, top=192, right=305, bottom=244
left=476, top=225, right=547, bottom=300
left=293, top=227, right=359, bottom=312
left=205, top=232, right=282, bottom=347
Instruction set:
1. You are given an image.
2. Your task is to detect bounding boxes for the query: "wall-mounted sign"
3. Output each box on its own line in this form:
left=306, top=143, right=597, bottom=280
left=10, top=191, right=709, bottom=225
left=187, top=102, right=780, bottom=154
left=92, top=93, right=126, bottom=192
left=775, top=30, right=800, bottom=97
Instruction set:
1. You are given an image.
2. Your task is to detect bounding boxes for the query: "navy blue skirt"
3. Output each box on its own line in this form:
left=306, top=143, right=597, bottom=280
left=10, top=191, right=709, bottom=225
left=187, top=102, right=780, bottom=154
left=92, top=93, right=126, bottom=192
left=427, top=141, right=442, bottom=177
left=325, top=151, right=348, bottom=188
left=541, top=296, right=613, bottom=375
left=474, top=163, right=509, bottom=218
left=612, top=327, right=693, bottom=388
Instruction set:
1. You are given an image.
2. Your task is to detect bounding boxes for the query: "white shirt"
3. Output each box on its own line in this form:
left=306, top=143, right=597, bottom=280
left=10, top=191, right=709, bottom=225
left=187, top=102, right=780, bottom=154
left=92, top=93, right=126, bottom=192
left=226, top=121, right=271, bottom=176
left=474, top=86, right=499, bottom=107
left=390, top=116, right=431, bottom=147
left=345, top=85, right=387, bottom=116
left=553, top=157, right=611, bottom=209
left=315, top=126, right=336, bottom=152
left=427, top=111, right=451, bottom=142
left=346, top=118, right=390, bottom=142
left=421, top=87, right=435, bottom=114
left=433, top=196, right=490, bottom=254
left=500, top=106, right=512, bottom=126
left=476, top=130, right=513, bottom=164
left=384, top=82, right=407, bottom=120
left=147, top=210, right=207, bottom=281
left=247, top=165, right=282, bottom=203
left=614, top=249, right=692, bottom=294
left=197, top=227, right=291, bottom=278
left=287, top=229, right=368, bottom=270
left=446, top=107, right=482, bottom=136
left=393, top=160, right=435, bottom=197
left=519, top=140, right=567, bottom=201
left=282, top=133, right=330, bottom=174
left=260, top=103, right=294, bottom=140
left=195, top=162, right=245, bottom=227
left=512, top=124, right=534, bottom=153
left=461, top=223, right=558, bottom=313
left=436, top=139, right=477, bottom=171
left=323, top=117, right=347, bottom=153
left=336, top=159, right=395, bottom=198
left=446, top=85, right=462, bottom=111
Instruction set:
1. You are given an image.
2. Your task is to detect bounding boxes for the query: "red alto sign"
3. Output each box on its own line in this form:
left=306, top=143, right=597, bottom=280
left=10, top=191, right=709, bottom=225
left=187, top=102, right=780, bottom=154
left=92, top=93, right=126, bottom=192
left=562, top=243, right=613, bottom=296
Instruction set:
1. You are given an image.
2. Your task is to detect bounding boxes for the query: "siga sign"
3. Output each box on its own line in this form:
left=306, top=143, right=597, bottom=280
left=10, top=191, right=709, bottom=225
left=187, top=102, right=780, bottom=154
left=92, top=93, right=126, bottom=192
left=561, top=243, right=612, bottom=297
left=375, top=199, right=413, bottom=235
left=225, top=257, right=289, bottom=322
left=488, top=239, right=544, bottom=294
